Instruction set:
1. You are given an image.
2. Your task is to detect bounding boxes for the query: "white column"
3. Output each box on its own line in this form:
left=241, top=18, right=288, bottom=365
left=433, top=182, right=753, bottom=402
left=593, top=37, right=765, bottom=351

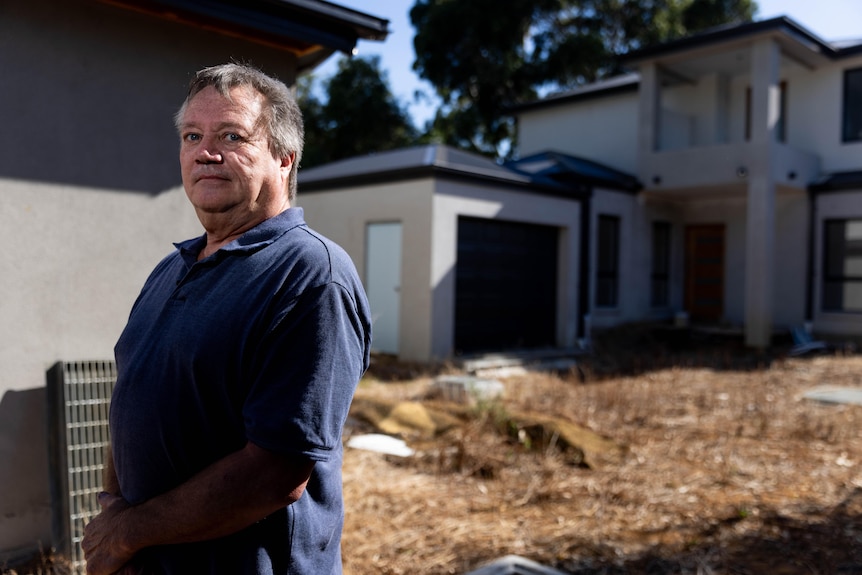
left=745, top=39, right=780, bottom=347
left=637, top=62, right=659, bottom=181
left=714, top=73, right=730, bottom=145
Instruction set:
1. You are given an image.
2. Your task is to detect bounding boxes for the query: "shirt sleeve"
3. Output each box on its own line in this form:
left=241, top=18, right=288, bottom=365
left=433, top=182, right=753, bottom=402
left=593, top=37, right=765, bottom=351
left=242, top=280, right=369, bottom=461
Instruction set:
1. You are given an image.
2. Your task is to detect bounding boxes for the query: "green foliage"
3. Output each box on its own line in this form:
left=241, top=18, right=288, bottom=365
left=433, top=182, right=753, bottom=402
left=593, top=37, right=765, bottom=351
left=683, top=0, right=756, bottom=30
left=298, top=56, right=419, bottom=169
left=410, top=0, right=758, bottom=159
left=298, top=0, right=758, bottom=165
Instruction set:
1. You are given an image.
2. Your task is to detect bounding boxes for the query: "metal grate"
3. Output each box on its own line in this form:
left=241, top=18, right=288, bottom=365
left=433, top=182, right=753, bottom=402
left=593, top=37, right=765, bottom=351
left=47, top=360, right=116, bottom=574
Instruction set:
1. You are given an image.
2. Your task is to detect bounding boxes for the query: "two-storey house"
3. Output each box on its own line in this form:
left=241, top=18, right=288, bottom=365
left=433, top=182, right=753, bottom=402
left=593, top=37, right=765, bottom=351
left=300, top=16, right=862, bottom=363
left=513, top=16, right=862, bottom=348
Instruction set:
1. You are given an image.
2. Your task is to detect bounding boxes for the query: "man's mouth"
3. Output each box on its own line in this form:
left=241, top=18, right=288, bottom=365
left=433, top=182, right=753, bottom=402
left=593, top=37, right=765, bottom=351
left=195, top=173, right=229, bottom=182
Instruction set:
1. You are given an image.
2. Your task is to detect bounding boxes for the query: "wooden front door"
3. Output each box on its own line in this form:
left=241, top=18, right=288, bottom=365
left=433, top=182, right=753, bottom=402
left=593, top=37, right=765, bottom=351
left=685, top=225, right=725, bottom=322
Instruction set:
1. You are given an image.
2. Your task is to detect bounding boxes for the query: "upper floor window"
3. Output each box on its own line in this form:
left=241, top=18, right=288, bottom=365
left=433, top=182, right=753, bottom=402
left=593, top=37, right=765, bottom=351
left=596, top=215, right=620, bottom=308
left=823, top=219, right=862, bottom=312
left=843, top=68, right=862, bottom=143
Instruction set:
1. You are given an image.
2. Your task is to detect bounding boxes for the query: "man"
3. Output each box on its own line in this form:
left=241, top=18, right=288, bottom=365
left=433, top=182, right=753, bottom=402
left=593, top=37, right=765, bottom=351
left=81, top=63, right=371, bottom=574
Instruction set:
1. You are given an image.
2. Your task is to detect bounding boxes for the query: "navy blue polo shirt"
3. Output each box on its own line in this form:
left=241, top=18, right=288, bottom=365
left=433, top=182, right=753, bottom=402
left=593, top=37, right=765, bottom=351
left=110, top=207, right=371, bottom=574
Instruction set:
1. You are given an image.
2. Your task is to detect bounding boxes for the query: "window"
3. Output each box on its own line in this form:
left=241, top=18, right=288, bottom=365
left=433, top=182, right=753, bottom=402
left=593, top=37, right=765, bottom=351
left=651, top=222, right=671, bottom=307
left=745, top=81, right=787, bottom=142
left=823, top=219, right=862, bottom=312
left=843, top=68, right=862, bottom=143
left=596, top=215, right=620, bottom=307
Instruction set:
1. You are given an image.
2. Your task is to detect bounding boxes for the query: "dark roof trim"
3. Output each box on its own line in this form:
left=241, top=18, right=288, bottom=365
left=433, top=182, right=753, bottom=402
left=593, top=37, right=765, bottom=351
left=622, top=16, right=843, bottom=64
left=101, top=0, right=388, bottom=58
left=286, top=0, right=389, bottom=40
left=506, top=150, right=642, bottom=194
left=508, top=74, right=639, bottom=115
left=300, top=164, right=588, bottom=202
left=510, top=16, right=862, bottom=116
left=809, top=170, right=862, bottom=193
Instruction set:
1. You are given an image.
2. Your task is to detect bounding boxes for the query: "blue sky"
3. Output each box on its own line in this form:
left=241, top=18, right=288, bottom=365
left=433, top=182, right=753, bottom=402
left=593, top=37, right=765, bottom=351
left=315, top=0, right=862, bottom=127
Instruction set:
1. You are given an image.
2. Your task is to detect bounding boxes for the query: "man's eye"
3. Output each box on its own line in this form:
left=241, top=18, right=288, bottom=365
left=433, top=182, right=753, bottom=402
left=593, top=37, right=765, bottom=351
left=225, top=133, right=242, bottom=142
left=184, top=133, right=201, bottom=142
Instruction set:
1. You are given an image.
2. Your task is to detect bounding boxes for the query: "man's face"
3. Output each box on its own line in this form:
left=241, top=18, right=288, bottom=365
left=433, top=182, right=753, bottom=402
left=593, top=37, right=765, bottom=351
left=178, top=85, right=292, bottom=229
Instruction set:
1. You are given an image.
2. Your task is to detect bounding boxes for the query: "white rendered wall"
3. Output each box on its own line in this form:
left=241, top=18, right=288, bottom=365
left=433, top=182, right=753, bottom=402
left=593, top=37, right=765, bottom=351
left=298, top=180, right=435, bottom=362
left=516, top=93, right=639, bottom=174
left=300, top=179, right=584, bottom=362
left=793, top=54, right=862, bottom=173
left=677, top=190, right=807, bottom=329
left=0, top=0, right=300, bottom=560
left=589, top=187, right=808, bottom=332
left=0, top=180, right=201, bottom=560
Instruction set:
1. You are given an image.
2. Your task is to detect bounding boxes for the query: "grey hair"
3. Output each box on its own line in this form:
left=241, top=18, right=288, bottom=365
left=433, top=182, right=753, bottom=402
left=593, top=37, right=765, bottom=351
left=174, top=63, right=304, bottom=201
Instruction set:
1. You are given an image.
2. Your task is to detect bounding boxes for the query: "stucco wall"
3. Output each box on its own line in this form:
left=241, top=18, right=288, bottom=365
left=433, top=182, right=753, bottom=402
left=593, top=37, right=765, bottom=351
left=678, top=190, right=808, bottom=330
left=516, top=93, right=639, bottom=174
left=297, top=179, right=436, bottom=362
left=0, top=0, right=301, bottom=561
left=0, top=182, right=200, bottom=561
left=589, top=187, right=808, bottom=333
left=590, top=189, right=640, bottom=329
left=783, top=54, right=862, bottom=172
left=589, top=188, right=682, bottom=329
left=299, top=177, right=584, bottom=362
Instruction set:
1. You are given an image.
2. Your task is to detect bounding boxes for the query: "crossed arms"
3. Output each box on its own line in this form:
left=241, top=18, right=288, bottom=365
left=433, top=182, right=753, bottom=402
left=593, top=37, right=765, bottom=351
left=82, top=442, right=314, bottom=575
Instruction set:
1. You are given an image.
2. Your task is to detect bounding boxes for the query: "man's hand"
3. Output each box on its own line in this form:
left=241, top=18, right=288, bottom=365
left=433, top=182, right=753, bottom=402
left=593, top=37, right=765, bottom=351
left=82, top=492, right=136, bottom=575
left=80, top=441, right=314, bottom=573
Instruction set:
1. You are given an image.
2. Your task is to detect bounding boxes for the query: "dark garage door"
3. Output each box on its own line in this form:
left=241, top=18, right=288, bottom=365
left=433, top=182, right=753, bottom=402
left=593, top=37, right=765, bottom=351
left=455, top=216, right=558, bottom=354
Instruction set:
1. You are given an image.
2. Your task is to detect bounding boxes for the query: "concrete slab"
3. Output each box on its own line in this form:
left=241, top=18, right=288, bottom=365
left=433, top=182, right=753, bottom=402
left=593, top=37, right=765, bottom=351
left=459, top=350, right=582, bottom=380
left=432, top=375, right=504, bottom=404
left=803, top=386, right=862, bottom=406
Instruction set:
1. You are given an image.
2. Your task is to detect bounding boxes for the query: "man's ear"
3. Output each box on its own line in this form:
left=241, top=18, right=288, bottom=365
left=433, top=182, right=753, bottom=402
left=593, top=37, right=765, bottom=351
left=281, top=152, right=295, bottom=169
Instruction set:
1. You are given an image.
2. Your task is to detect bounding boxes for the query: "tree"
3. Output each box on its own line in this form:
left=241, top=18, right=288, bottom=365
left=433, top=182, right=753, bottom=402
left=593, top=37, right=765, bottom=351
left=298, top=55, right=419, bottom=169
left=410, top=0, right=757, bottom=159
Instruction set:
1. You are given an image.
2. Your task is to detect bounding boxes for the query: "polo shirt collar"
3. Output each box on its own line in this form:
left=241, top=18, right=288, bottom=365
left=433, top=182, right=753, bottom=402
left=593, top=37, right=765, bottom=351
left=175, top=207, right=306, bottom=265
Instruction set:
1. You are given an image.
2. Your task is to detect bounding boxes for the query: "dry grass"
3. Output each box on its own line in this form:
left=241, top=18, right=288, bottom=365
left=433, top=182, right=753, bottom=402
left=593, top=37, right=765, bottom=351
left=6, top=327, right=861, bottom=574
left=342, top=328, right=862, bottom=574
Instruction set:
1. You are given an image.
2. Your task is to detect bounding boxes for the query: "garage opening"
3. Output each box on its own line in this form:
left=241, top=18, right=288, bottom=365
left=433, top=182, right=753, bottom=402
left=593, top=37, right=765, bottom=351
left=455, top=216, right=558, bottom=354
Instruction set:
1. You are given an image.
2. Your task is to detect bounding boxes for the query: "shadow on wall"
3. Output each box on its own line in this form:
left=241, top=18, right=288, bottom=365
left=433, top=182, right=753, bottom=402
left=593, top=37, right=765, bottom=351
left=0, top=388, right=52, bottom=564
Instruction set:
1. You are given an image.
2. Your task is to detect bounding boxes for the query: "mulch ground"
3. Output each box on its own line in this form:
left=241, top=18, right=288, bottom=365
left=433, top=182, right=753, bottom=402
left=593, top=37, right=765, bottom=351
left=341, top=325, right=862, bottom=574
left=4, top=325, right=860, bottom=575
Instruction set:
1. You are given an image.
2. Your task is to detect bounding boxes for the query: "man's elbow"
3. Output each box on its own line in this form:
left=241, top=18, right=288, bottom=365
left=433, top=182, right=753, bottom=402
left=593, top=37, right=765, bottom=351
left=245, top=441, right=315, bottom=507
left=282, top=480, right=309, bottom=506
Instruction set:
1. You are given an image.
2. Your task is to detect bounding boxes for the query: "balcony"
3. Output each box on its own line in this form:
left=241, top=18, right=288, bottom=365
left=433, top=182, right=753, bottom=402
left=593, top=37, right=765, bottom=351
left=641, top=140, right=820, bottom=195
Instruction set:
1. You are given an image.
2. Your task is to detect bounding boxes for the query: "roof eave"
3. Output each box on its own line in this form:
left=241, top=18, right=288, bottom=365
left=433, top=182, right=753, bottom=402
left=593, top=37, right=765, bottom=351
left=507, top=77, right=639, bottom=115
left=98, top=0, right=389, bottom=65
left=300, top=165, right=585, bottom=201
left=620, top=16, right=839, bottom=66
left=809, top=170, right=862, bottom=193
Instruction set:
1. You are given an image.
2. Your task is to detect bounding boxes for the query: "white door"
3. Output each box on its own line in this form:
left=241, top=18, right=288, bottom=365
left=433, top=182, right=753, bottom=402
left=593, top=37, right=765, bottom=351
left=366, top=222, right=402, bottom=355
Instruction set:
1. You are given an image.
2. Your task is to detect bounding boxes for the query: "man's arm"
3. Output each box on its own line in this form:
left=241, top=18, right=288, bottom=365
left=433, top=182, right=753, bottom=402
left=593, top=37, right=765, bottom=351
left=82, top=441, right=314, bottom=575
left=101, top=444, right=120, bottom=496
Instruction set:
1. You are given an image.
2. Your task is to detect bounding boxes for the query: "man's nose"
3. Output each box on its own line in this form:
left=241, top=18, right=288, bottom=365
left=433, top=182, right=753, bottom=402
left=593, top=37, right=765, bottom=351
left=196, top=136, right=224, bottom=163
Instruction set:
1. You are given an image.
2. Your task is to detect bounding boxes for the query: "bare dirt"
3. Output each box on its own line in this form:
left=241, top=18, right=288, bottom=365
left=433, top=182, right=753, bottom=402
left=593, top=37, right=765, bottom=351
left=341, top=327, right=862, bottom=574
